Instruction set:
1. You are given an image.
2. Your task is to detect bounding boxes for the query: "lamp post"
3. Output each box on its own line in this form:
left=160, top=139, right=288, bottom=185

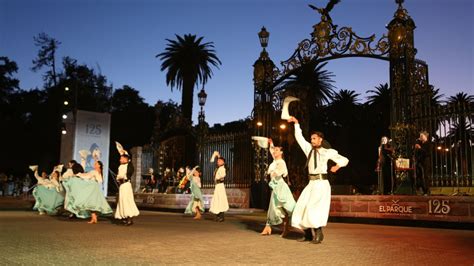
left=252, top=26, right=276, bottom=208
left=197, top=86, right=208, bottom=167
left=198, top=86, right=207, bottom=124
left=258, top=26, right=269, bottom=48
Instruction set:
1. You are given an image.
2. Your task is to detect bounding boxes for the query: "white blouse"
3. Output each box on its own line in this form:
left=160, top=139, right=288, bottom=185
left=61, top=169, right=74, bottom=181
left=214, top=166, right=226, bottom=181
left=117, top=164, right=128, bottom=180
left=78, top=170, right=103, bottom=184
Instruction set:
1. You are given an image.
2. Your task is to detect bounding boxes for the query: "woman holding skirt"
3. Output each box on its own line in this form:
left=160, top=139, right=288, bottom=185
left=260, top=139, right=296, bottom=237
left=63, top=161, right=112, bottom=224
left=32, top=168, right=64, bottom=215
left=184, top=166, right=204, bottom=220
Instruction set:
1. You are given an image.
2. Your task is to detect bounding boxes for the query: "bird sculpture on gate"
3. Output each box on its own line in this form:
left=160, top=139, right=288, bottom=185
left=308, top=0, right=341, bottom=24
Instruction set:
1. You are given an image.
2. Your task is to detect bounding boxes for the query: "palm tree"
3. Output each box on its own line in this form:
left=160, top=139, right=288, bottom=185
left=366, top=83, right=391, bottom=134
left=445, top=92, right=474, bottom=182
left=279, top=61, right=335, bottom=107
left=446, top=92, right=474, bottom=141
left=366, top=83, right=390, bottom=106
left=329, top=89, right=361, bottom=127
left=157, top=34, right=221, bottom=123
left=332, top=89, right=361, bottom=106
left=277, top=61, right=335, bottom=133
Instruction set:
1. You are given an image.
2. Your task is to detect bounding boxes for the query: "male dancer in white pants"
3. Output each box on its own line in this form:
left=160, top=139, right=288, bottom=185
left=288, top=116, right=349, bottom=244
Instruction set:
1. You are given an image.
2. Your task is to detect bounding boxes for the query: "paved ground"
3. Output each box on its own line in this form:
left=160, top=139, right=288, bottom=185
left=1, top=197, right=473, bottom=265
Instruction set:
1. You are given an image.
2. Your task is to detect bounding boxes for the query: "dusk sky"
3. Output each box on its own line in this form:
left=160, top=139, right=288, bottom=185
left=1, top=0, right=473, bottom=126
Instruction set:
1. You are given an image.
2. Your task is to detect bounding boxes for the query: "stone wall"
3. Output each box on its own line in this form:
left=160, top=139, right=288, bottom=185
left=330, top=195, right=474, bottom=223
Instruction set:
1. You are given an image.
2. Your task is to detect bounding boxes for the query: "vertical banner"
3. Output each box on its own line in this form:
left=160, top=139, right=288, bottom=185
left=73, top=110, right=111, bottom=196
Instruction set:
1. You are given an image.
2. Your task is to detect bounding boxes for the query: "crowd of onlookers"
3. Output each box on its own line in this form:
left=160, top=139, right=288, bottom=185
left=0, top=172, right=34, bottom=197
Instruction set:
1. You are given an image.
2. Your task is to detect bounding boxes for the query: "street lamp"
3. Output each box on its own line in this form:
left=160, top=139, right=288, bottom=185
left=258, top=27, right=269, bottom=48
left=197, top=86, right=208, bottom=170
left=198, top=86, right=207, bottom=124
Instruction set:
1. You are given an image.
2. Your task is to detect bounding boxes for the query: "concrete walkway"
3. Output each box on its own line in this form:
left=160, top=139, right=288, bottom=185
left=1, top=197, right=473, bottom=265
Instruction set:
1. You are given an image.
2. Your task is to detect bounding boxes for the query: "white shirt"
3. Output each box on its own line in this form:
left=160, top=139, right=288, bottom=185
left=117, top=164, right=128, bottom=180
left=34, top=171, right=52, bottom=187
left=214, top=166, right=226, bottom=181
left=294, top=124, right=349, bottom=175
left=78, top=170, right=103, bottom=184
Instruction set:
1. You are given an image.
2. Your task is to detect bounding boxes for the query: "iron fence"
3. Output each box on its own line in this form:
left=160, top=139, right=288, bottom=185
left=414, top=101, right=473, bottom=188
left=199, top=131, right=253, bottom=188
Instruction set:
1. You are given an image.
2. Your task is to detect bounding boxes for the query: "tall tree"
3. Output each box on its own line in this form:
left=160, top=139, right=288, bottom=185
left=0, top=56, right=20, bottom=99
left=60, top=56, right=112, bottom=113
left=366, top=83, right=391, bottom=135
left=157, top=34, right=221, bottom=123
left=328, top=89, right=361, bottom=127
left=111, top=85, right=147, bottom=112
left=446, top=92, right=474, bottom=141
left=278, top=61, right=335, bottom=133
left=110, top=85, right=155, bottom=173
left=32, top=32, right=61, bottom=87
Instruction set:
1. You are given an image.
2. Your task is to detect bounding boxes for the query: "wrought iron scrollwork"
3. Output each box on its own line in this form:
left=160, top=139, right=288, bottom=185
left=279, top=20, right=390, bottom=78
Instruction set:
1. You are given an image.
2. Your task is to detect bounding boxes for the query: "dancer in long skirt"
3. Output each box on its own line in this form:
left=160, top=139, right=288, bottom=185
left=209, top=151, right=229, bottom=222
left=60, top=160, right=84, bottom=218
left=32, top=167, right=64, bottom=215
left=288, top=116, right=349, bottom=244
left=63, top=161, right=112, bottom=224
left=260, top=139, right=296, bottom=237
left=184, top=166, right=204, bottom=220
left=114, top=151, right=139, bottom=226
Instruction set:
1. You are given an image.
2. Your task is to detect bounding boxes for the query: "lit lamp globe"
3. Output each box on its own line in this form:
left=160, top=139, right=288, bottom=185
left=258, top=27, right=269, bottom=48
left=198, top=88, right=207, bottom=107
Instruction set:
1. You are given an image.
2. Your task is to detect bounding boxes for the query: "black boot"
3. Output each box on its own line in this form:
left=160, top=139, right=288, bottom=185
left=297, top=229, right=312, bottom=242
left=126, top=217, right=134, bottom=226
left=310, top=227, right=324, bottom=244
left=217, top=212, right=225, bottom=222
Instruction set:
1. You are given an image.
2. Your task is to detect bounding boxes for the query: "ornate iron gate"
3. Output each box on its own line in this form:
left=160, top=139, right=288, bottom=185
left=199, top=131, right=253, bottom=188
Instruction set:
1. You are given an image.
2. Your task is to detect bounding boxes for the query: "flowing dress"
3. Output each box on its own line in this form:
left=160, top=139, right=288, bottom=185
left=114, top=163, right=139, bottom=219
left=32, top=173, right=64, bottom=215
left=184, top=175, right=204, bottom=215
left=209, top=166, right=229, bottom=214
left=265, top=148, right=296, bottom=225
left=62, top=170, right=112, bottom=219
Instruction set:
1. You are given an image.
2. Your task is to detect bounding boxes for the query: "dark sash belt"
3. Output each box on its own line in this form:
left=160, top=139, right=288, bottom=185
left=215, top=179, right=224, bottom=184
left=309, top=174, right=328, bottom=180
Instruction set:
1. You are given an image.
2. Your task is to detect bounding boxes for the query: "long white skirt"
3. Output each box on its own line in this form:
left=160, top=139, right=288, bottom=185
left=291, top=179, right=331, bottom=229
left=209, top=183, right=229, bottom=214
left=115, top=182, right=140, bottom=219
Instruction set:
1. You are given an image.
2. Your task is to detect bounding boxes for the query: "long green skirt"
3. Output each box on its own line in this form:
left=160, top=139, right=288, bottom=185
left=33, top=186, right=65, bottom=215
left=266, top=178, right=296, bottom=225
left=62, top=177, right=112, bottom=219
